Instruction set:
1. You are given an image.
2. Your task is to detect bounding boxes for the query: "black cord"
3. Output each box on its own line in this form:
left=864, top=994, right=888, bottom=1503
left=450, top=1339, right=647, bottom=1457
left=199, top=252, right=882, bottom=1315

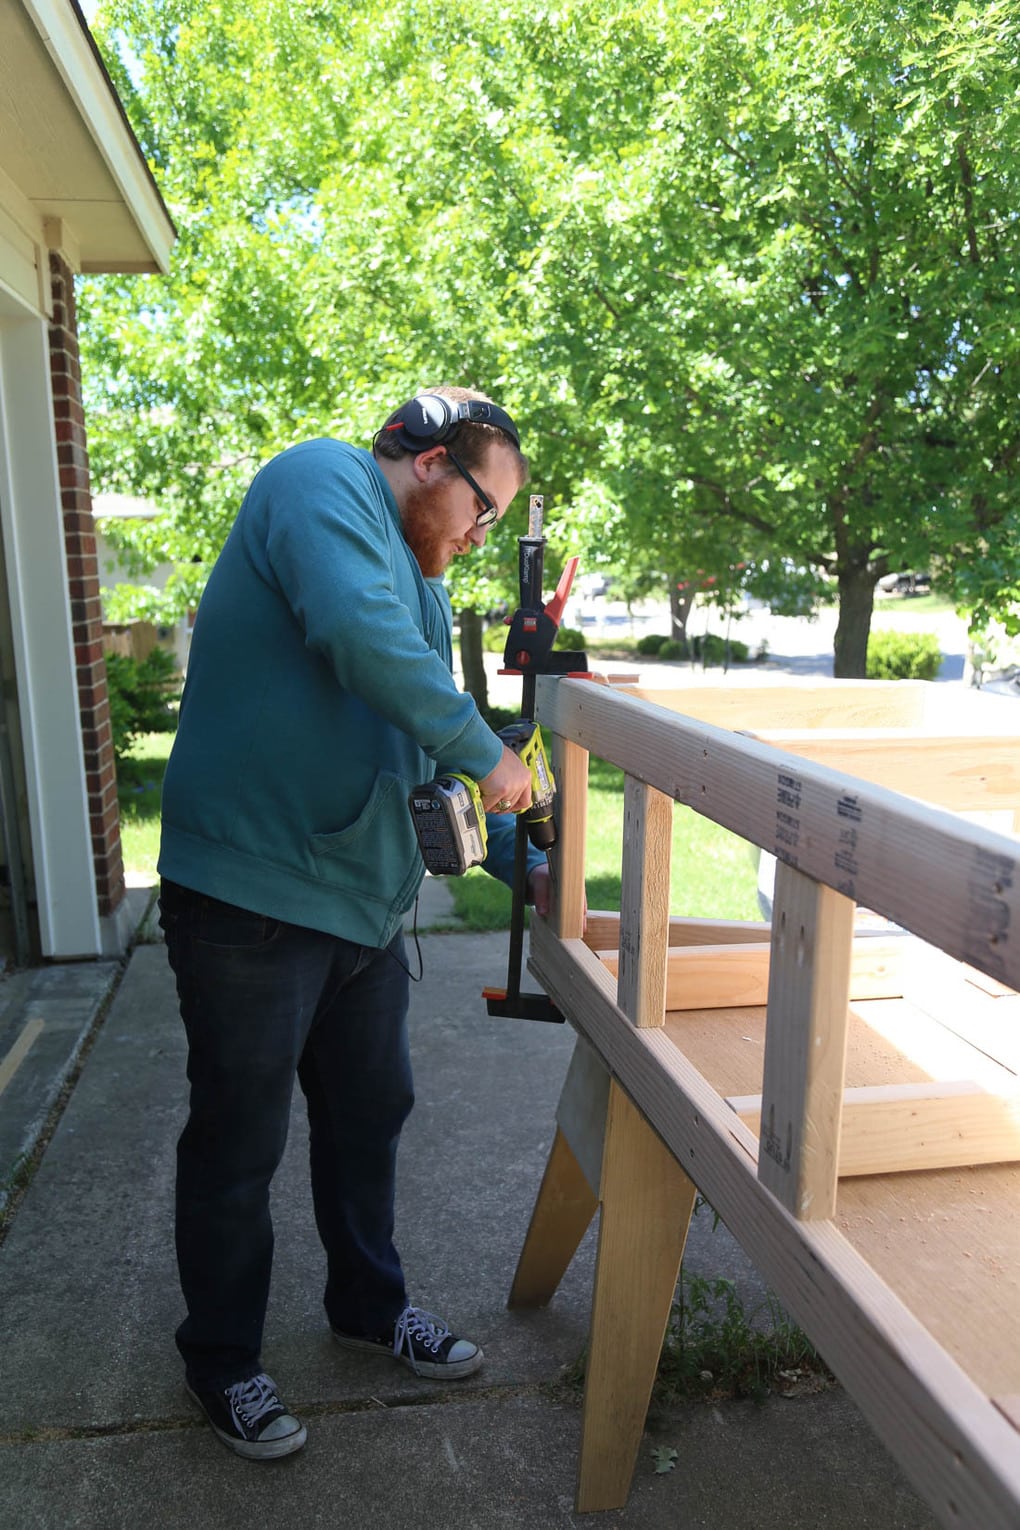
left=386, top=894, right=425, bottom=983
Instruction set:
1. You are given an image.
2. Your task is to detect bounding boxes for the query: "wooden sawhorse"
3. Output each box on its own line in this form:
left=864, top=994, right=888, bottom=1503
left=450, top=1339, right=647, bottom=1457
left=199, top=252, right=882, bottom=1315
left=509, top=1032, right=696, bottom=1512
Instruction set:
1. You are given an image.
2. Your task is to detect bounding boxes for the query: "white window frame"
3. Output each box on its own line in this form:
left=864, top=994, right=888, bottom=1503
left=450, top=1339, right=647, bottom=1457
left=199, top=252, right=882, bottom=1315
left=0, top=281, right=102, bottom=957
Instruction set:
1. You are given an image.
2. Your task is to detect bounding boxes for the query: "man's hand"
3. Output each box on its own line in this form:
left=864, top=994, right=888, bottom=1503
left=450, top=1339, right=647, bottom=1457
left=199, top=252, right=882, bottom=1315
left=526, top=863, right=587, bottom=929
left=527, top=863, right=552, bottom=917
left=478, top=745, right=533, bottom=814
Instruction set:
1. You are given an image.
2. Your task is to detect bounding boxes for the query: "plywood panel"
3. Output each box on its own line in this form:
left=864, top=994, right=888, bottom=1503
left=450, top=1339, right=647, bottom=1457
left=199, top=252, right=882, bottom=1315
left=617, top=680, right=929, bottom=731
left=751, top=731, right=1020, bottom=812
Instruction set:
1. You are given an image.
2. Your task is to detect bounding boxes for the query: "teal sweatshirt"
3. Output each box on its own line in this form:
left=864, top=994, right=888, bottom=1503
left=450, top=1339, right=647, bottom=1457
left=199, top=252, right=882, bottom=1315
left=158, top=438, right=535, bottom=946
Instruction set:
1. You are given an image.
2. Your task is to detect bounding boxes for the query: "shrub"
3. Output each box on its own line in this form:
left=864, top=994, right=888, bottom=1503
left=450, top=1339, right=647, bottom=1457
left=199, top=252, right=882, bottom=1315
left=637, top=632, right=669, bottom=656
left=692, top=633, right=750, bottom=664
left=658, top=639, right=688, bottom=661
left=554, top=625, right=587, bottom=651
left=866, top=629, right=942, bottom=681
left=104, top=648, right=180, bottom=761
left=482, top=622, right=508, bottom=652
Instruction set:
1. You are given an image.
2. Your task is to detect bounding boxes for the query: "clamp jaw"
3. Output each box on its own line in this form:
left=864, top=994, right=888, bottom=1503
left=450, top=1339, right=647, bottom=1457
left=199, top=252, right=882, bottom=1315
left=500, top=497, right=587, bottom=684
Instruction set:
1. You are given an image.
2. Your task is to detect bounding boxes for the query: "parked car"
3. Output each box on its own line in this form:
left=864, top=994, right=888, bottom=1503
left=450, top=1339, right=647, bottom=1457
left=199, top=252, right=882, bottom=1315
left=979, top=668, right=1020, bottom=699
left=877, top=570, right=932, bottom=596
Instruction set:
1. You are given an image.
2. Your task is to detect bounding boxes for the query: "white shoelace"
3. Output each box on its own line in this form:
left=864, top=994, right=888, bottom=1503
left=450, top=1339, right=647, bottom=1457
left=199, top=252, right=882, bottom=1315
left=227, top=1373, right=281, bottom=1428
left=394, top=1305, right=451, bottom=1371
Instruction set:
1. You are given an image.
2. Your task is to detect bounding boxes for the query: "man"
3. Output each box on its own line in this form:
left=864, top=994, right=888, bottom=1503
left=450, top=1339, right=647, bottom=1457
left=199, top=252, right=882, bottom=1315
left=158, top=386, right=548, bottom=1460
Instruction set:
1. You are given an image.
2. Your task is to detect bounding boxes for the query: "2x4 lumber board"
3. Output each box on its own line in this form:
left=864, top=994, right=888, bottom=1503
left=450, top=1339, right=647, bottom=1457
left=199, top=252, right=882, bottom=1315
left=576, top=1080, right=697, bottom=1513
left=583, top=911, right=771, bottom=954
left=528, top=916, right=1020, bottom=1528
left=534, top=676, right=1020, bottom=995
left=507, top=1126, right=598, bottom=1309
left=729, top=1080, right=1020, bottom=1176
left=597, top=934, right=905, bottom=1010
left=758, top=864, right=855, bottom=1220
left=616, top=680, right=929, bottom=732
left=551, top=734, right=589, bottom=941
left=617, top=776, right=673, bottom=1027
left=749, top=731, right=1020, bottom=812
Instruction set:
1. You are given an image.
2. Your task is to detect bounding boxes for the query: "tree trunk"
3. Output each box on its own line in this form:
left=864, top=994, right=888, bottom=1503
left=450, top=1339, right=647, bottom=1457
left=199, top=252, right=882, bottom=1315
left=459, top=608, right=489, bottom=713
left=833, top=565, right=878, bottom=678
left=669, top=578, right=697, bottom=647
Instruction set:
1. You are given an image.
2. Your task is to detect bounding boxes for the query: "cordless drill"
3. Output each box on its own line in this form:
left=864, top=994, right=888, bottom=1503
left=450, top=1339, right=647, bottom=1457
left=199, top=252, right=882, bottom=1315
left=495, top=719, right=556, bottom=851
left=408, top=720, right=556, bottom=876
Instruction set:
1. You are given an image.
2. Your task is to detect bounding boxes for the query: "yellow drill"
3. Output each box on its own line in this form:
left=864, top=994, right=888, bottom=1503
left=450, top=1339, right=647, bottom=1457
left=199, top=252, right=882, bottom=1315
left=495, top=719, right=556, bottom=851
left=408, top=720, right=556, bottom=875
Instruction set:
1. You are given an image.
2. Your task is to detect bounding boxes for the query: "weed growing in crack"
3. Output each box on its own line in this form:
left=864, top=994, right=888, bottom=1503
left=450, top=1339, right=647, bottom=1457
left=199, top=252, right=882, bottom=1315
left=658, top=1269, right=829, bottom=1404
left=563, top=1199, right=832, bottom=1405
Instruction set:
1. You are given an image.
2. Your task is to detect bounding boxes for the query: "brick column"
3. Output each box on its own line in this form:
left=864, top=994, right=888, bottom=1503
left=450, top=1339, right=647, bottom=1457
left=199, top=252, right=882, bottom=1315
left=48, top=251, right=125, bottom=920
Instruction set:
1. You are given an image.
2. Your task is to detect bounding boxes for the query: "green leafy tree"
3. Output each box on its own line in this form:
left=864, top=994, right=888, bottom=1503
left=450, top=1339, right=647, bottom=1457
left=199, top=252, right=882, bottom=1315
left=461, top=0, right=1020, bottom=674
left=81, top=0, right=1020, bottom=680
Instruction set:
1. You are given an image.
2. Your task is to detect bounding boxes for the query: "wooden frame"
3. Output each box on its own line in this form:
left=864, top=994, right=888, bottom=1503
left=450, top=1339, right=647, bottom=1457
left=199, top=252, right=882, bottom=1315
left=510, top=678, right=1020, bottom=1523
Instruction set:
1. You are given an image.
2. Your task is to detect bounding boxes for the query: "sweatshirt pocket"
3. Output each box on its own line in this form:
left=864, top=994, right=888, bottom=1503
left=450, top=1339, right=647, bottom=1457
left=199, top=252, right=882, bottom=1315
left=308, top=771, right=417, bottom=897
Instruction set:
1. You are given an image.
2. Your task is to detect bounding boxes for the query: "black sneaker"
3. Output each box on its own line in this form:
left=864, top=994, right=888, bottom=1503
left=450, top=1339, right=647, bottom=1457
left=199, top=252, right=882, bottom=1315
left=332, top=1303, right=483, bottom=1379
left=187, top=1372, right=307, bottom=1460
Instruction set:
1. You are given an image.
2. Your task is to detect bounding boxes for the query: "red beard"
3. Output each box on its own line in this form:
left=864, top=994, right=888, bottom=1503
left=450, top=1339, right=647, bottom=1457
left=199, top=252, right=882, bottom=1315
left=400, top=478, right=462, bottom=577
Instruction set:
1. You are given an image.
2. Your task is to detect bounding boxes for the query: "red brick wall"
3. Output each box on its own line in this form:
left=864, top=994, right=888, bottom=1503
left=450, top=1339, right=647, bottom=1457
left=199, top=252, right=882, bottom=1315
left=48, top=251, right=125, bottom=920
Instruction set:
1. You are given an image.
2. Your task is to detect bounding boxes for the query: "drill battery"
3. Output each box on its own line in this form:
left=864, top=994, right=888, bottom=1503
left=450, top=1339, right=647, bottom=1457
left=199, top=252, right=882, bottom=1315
left=408, top=773, right=487, bottom=876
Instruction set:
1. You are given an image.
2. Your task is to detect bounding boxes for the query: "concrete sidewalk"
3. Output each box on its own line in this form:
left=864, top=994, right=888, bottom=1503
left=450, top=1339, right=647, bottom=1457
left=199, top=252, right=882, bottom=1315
left=0, top=908, right=940, bottom=1530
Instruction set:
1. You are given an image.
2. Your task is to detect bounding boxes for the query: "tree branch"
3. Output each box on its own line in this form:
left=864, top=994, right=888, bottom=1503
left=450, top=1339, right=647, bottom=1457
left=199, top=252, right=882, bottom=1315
left=819, top=128, right=866, bottom=205
left=848, top=394, right=885, bottom=472
left=590, top=284, right=623, bottom=321
left=682, top=474, right=778, bottom=538
left=955, top=134, right=981, bottom=265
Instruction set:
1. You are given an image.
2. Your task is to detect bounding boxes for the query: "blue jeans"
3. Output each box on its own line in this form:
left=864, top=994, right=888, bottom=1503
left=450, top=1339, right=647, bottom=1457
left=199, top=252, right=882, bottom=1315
left=159, top=879, right=413, bottom=1390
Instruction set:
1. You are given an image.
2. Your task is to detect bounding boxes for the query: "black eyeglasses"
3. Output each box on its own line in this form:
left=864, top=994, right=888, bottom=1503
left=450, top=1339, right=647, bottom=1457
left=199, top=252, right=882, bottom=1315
left=446, top=451, right=500, bottom=528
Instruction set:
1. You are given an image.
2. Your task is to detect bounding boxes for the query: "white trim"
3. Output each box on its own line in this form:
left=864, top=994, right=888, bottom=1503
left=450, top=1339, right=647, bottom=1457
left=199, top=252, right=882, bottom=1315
left=22, top=0, right=175, bottom=273
left=0, top=165, right=48, bottom=316
left=0, top=299, right=102, bottom=956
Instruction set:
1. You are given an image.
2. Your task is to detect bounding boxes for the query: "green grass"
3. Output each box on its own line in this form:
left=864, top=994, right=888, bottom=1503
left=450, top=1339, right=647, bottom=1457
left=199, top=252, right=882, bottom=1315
left=450, top=755, right=761, bottom=930
left=116, top=731, right=173, bottom=879
left=872, top=591, right=955, bottom=619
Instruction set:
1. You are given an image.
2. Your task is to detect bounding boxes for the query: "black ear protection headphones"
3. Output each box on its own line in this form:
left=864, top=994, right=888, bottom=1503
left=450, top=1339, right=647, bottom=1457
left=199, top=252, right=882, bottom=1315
left=379, top=393, right=520, bottom=453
